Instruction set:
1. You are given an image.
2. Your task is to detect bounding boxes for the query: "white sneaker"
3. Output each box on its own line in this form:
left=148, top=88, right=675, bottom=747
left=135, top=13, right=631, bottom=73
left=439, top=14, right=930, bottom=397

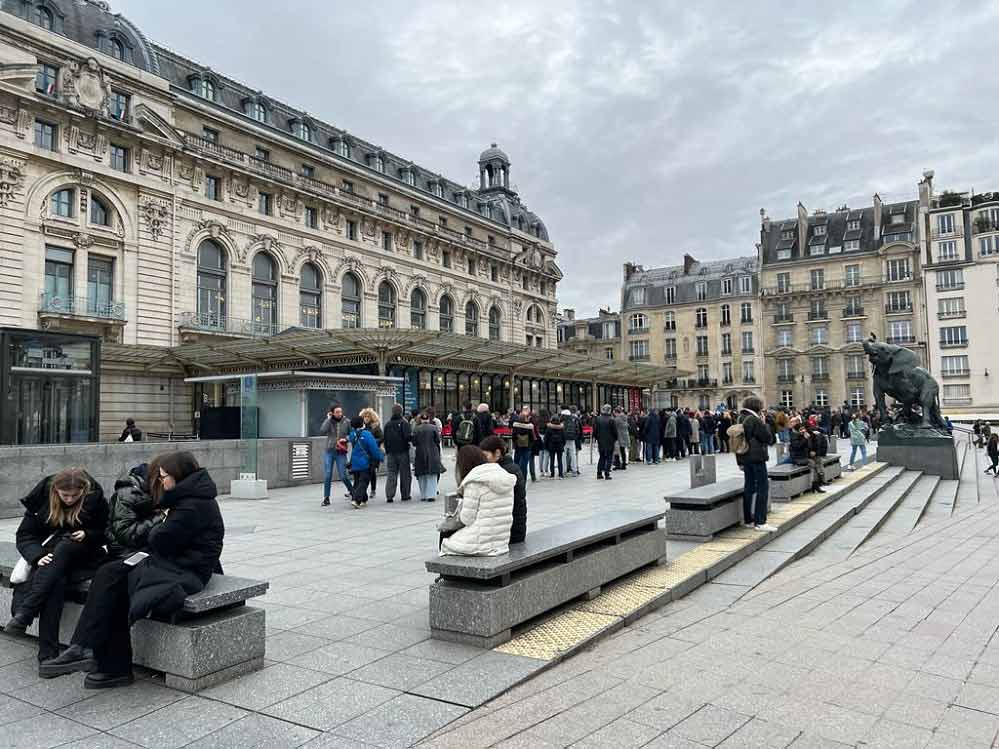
left=755, top=524, right=778, bottom=532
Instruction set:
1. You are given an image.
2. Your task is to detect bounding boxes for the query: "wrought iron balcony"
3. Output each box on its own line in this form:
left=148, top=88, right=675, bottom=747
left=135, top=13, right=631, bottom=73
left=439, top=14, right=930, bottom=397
left=940, top=339, right=969, bottom=348
left=811, top=372, right=831, bottom=382
left=177, top=311, right=279, bottom=338
left=773, top=314, right=794, bottom=324
left=885, top=304, right=912, bottom=314
left=941, top=369, right=971, bottom=378
left=807, top=310, right=829, bottom=321
left=842, top=307, right=865, bottom=318
left=886, top=335, right=916, bottom=345
left=741, top=347, right=755, bottom=354
left=777, top=374, right=796, bottom=384
left=937, top=310, right=966, bottom=320
left=629, top=354, right=650, bottom=362
left=936, top=282, right=965, bottom=292
left=742, top=377, right=756, bottom=384
left=847, top=371, right=867, bottom=380
left=39, top=293, right=126, bottom=321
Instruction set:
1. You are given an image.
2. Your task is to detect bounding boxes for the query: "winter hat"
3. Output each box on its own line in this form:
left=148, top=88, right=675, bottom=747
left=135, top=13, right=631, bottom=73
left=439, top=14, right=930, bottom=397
left=561, top=409, right=570, bottom=416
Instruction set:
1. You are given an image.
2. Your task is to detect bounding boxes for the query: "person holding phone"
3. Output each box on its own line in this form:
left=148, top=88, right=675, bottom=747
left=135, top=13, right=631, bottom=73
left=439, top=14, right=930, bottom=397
left=39, top=459, right=165, bottom=682
left=320, top=404, right=354, bottom=506
left=347, top=416, right=385, bottom=508
left=4, top=468, right=108, bottom=669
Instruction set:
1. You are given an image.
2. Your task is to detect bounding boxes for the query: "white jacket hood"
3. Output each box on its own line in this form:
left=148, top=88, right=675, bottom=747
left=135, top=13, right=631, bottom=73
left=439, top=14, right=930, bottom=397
left=459, top=462, right=516, bottom=494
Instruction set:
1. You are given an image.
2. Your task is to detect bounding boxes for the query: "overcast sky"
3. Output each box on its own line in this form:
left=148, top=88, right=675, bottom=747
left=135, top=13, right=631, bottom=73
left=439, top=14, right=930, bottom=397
left=116, top=0, right=999, bottom=317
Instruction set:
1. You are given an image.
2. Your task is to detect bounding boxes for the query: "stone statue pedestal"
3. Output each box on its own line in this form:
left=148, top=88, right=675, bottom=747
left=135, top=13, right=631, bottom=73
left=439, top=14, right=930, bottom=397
left=875, top=425, right=958, bottom=479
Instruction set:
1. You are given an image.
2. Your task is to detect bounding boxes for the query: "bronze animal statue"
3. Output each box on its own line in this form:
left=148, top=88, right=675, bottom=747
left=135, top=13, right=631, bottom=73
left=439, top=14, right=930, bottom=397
left=863, top=334, right=946, bottom=431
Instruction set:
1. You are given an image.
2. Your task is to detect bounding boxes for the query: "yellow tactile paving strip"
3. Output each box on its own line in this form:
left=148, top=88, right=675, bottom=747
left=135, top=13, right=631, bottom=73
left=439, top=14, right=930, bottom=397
left=492, top=462, right=888, bottom=663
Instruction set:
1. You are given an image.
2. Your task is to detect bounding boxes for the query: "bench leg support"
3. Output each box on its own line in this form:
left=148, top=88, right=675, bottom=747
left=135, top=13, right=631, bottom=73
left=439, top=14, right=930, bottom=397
left=585, top=586, right=602, bottom=601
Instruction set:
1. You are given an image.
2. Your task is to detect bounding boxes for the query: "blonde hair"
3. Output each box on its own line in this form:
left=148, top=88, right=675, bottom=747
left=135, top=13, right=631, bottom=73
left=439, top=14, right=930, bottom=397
left=48, top=467, right=92, bottom=528
left=359, top=407, right=380, bottom=426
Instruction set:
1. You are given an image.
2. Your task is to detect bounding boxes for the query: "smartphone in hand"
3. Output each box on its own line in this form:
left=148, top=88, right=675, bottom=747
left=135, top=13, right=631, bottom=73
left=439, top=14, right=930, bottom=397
left=123, top=552, right=149, bottom=567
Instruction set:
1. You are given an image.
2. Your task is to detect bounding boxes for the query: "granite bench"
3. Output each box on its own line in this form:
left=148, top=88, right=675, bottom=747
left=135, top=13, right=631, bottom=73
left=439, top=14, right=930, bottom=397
left=768, top=464, right=812, bottom=501
left=665, top=477, right=746, bottom=541
left=821, top=454, right=843, bottom=482
left=425, top=509, right=665, bottom=648
left=0, top=541, right=267, bottom=692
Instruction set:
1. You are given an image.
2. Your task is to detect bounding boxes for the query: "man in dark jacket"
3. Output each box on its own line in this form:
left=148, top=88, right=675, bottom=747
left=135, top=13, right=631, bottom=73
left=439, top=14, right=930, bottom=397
left=452, top=402, right=477, bottom=448
left=117, top=418, right=142, bottom=442
left=643, top=409, right=661, bottom=464
left=789, top=418, right=826, bottom=493
left=562, top=409, right=581, bottom=476
left=474, top=403, right=495, bottom=444
left=737, top=397, right=777, bottom=531
left=594, top=404, right=617, bottom=480
left=676, top=410, right=691, bottom=459
left=382, top=404, right=413, bottom=503
left=481, top=436, right=527, bottom=543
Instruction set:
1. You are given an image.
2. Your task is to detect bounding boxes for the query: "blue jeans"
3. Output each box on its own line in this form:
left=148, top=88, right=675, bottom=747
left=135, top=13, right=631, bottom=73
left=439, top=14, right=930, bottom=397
left=514, top=447, right=532, bottom=477
left=323, top=448, right=353, bottom=499
left=417, top=474, right=438, bottom=500
left=849, top=443, right=867, bottom=466
left=743, top=461, right=769, bottom=525
left=700, top=434, right=713, bottom=454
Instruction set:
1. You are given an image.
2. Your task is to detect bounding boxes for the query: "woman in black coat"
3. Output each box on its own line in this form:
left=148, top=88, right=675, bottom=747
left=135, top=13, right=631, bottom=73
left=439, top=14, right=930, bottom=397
left=5, top=468, right=108, bottom=665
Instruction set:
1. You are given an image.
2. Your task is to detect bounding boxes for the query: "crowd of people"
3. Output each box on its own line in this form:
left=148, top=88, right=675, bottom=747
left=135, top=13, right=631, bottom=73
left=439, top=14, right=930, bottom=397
left=5, top=451, right=224, bottom=688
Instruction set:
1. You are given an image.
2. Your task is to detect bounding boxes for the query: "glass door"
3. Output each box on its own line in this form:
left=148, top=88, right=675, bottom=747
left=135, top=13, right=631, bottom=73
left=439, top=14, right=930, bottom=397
left=87, top=257, right=113, bottom=316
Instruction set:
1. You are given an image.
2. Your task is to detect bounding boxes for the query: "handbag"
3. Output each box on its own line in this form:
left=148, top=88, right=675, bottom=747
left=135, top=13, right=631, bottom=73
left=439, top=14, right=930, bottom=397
left=436, top=497, right=464, bottom=533
left=10, top=556, right=31, bottom=585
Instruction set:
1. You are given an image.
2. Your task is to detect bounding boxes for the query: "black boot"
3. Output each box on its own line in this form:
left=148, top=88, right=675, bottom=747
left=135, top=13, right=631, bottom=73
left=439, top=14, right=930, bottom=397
left=813, top=482, right=826, bottom=493
left=3, top=612, right=31, bottom=635
left=84, top=671, right=134, bottom=690
left=39, top=644, right=97, bottom=677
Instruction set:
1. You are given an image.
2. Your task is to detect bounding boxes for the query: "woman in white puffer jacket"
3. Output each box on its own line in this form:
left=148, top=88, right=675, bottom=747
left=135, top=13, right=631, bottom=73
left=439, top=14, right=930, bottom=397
left=441, top=445, right=516, bottom=557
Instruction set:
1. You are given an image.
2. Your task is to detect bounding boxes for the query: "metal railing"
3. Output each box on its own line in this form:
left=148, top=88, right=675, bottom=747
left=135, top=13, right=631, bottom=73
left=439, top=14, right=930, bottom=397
left=629, top=354, right=650, bottom=362
left=940, top=339, right=969, bottom=348
left=936, top=283, right=965, bottom=292
left=930, top=225, right=964, bottom=239
left=886, top=335, right=917, bottom=345
left=39, top=293, right=126, bottom=321
left=777, top=374, right=796, bottom=384
left=773, top=314, right=794, bottom=323
left=811, top=373, right=831, bottom=382
left=941, top=369, right=971, bottom=378
left=842, top=307, right=865, bottom=318
left=847, top=371, right=867, bottom=380
left=937, top=310, right=966, bottom=320
left=177, top=311, right=279, bottom=337
left=885, top=304, right=912, bottom=314
left=807, top=310, right=829, bottom=321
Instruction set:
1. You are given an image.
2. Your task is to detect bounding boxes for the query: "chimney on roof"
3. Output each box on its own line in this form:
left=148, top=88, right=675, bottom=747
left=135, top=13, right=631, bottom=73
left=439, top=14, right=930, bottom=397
left=623, top=262, right=641, bottom=281
left=683, top=254, right=697, bottom=275
left=796, top=202, right=808, bottom=251
left=873, top=193, right=883, bottom=243
left=563, top=308, right=575, bottom=322
left=918, top=170, right=934, bottom=210
left=759, top=208, right=770, bottom=234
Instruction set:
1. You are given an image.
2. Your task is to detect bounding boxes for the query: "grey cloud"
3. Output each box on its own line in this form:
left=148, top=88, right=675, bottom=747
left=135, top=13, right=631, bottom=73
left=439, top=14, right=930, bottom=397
left=116, top=0, right=999, bottom=316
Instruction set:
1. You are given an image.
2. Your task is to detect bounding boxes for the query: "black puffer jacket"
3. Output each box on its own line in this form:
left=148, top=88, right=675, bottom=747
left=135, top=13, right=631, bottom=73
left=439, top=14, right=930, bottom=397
left=789, top=429, right=812, bottom=462
left=16, top=472, right=108, bottom=564
left=106, top=464, right=164, bottom=558
left=147, top=468, right=224, bottom=584
left=737, top=410, right=775, bottom=465
left=500, top=455, right=527, bottom=544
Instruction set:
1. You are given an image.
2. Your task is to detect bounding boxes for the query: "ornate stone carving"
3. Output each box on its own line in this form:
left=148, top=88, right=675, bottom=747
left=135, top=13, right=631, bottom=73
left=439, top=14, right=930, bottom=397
left=332, top=255, right=371, bottom=287
left=243, top=233, right=286, bottom=267
left=15, top=109, right=32, bottom=139
left=396, top=229, right=410, bottom=249
left=322, top=205, right=342, bottom=233
left=427, top=240, right=440, bottom=261
left=73, top=233, right=95, bottom=249
left=404, top=274, right=429, bottom=297
left=145, top=152, right=164, bottom=171
left=292, top=245, right=331, bottom=278
left=232, top=180, right=249, bottom=199
left=373, top=264, right=401, bottom=290
left=177, top=163, right=194, bottom=181
left=513, top=299, right=524, bottom=317
left=184, top=219, right=231, bottom=258
left=140, top=198, right=169, bottom=241
left=0, top=156, right=26, bottom=208
left=361, top=217, right=376, bottom=238
left=279, top=193, right=302, bottom=220
left=0, top=105, right=17, bottom=125
left=438, top=282, right=456, bottom=304
left=64, top=58, right=113, bottom=115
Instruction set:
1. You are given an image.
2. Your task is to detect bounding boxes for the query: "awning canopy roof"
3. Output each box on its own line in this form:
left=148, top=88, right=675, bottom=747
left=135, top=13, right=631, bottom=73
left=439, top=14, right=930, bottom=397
left=104, top=328, right=682, bottom=387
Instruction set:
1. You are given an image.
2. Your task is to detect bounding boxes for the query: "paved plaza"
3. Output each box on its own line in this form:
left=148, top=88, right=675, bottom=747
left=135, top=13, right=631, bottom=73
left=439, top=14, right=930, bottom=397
left=1, top=445, right=998, bottom=747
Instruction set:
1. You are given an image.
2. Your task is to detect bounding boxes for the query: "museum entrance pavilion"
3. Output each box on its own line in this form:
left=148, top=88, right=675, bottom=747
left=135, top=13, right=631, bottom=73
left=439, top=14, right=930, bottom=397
left=104, top=329, right=682, bottom=437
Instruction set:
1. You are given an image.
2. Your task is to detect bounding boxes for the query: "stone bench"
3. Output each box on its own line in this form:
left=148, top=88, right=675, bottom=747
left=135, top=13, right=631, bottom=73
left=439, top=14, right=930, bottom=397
left=665, top=478, right=753, bottom=541
left=821, top=454, right=842, bottom=482
left=425, top=510, right=665, bottom=648
left=0, top=541, right=267, bottom=692
left=768, top=464, right=812, bottom=501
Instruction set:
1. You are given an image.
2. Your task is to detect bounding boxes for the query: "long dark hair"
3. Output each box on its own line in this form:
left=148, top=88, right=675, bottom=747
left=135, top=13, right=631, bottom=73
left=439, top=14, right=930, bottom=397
left=157, top=451, right=200, bottom=486
left=456, top=444, right=488, bottom=484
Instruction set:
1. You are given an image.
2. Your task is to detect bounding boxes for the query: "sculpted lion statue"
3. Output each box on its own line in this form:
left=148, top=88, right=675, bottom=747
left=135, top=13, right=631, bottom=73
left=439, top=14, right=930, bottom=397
left=863, top=334, right=947, bottom=431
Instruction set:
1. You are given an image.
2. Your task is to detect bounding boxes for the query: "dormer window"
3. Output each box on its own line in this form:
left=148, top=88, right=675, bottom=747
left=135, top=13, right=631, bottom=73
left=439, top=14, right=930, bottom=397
left=781, top=230, right=795, bottom=240
left=430, top=182, right=443, bottom=198
left=32, top=5, right=54, bottom=30
left=456, top=192, right=468, bottom=209
left=370, top=154, right=385, bottom=173
left=245, top=100, right=267, bottom=123
left=847, top=219, right=860, bottom=231
left=401, top=168, right=415, bottom=186
left=332, top=138, right=350, bottom=158
left=110, top=38, right=125, bottom=61
left=190, top=76, right=216, bottom=101
left=814, top=224, right=827, bottom=236
left=891, top=213, right=904, bottom=224
left=291, top=120, right=312, bottom=142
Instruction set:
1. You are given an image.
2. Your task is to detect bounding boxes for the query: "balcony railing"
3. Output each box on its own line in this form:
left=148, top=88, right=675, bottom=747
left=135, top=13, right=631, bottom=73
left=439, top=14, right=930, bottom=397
left=742, top=377, right=756, bottom=385
left=39, top=293, right=126, bottom=321
left=629, top=354, right=650, bottom=362
left=937, top=310, right=966, bottom=320
left=740, top=317, right=753, bottom=325
left=807, top=310, right=829, bottom=321
left=696, top=350, right=709, bottom=358
left=847, top=371, right=867, bottom=380
left=722, top=377, right=734, bottom=385
left=842, top=307, right=865, bottom=318
left=741, top=347, right=755, bottom=354
left=885, top=304, right=912, bottom=314
left=930, top=225, right=964, bottom=239
left=886, top=335, right=916, bottom=345
left=664, top=356, right=677, bottom=365
left=973, top=218, right=998, bottom=235
left=178, top=311, right=279, bottom=338
left=627, top=328, right=650, bottom=336
left=719, top=319, right=731, bottom=327
left=777, top=374, right=796, bottom=384
left=773, top=314, right=794, bottom=324
left=763, top=275, right=906, bottom=296
left=811, top=372, right=830, bottom=382
left=669, top=378, right=718, bottom=390
left=943, top=397, right=973, bottom=405
left=940, top=339, right=969, bottom=348
left=936, top=283, right=965, bottom=292
left=941, top=369, right=971, bottom=378
left=721, top=348, right=733, bottom=357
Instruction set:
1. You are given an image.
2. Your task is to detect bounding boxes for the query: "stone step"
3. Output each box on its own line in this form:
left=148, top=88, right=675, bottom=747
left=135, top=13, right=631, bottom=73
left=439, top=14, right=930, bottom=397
left=711, top=466, right=905, bottom=589
left=839, top=470, right=924, bottom=557
left=919, top=477, right=957, bottom=525
left=869, top=473, right=940, bottom=540
left=956, top=439, right=981, bottom=511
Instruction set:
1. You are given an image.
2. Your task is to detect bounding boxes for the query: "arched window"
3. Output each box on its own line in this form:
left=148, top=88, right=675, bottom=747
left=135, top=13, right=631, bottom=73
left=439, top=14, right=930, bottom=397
left=488, top=306, right=501, bottom=341
left=439, top=295, right=454, bottom=332
left=341, top=272, right=361, bottom=328
left=32, top=5, right=53, bottom=30
left=89, top=196, right=109, bottom=226
left=292, top=121, right=312, bottom=141
left=378, top=281, right=397, bottom=329
left=110, top=38, right=125, bottom=61
left=300, top=262, right=322, bottom=328
left=196, top=240, right=226, bottom=326
left=527, top=304, right=543, bottom=325
left=410, top=288, right=427, bottom=329
left=465, top=301, right=479, bottom=336
left=696, top=307, right=708, bottom=327
left=251, top=253, right=278, bottom=335
left=50, top=188, right=74, bottom=218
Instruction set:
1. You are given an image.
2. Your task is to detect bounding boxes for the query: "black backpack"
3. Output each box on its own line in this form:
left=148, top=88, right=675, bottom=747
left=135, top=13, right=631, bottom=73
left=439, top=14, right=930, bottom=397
left=455, top=416, right=475, bottom=445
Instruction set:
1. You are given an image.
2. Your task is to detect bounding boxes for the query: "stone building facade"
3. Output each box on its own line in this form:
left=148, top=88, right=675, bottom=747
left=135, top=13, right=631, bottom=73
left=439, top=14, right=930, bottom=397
left=619, top=255, right=764, bottom=410
left=557, top=308, right=621, bottom=362
left=920, top=173, right=999, bottom=417
left=0, top=0, right=561, bottom=439
left=758, top=192, right=927, bottom=412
